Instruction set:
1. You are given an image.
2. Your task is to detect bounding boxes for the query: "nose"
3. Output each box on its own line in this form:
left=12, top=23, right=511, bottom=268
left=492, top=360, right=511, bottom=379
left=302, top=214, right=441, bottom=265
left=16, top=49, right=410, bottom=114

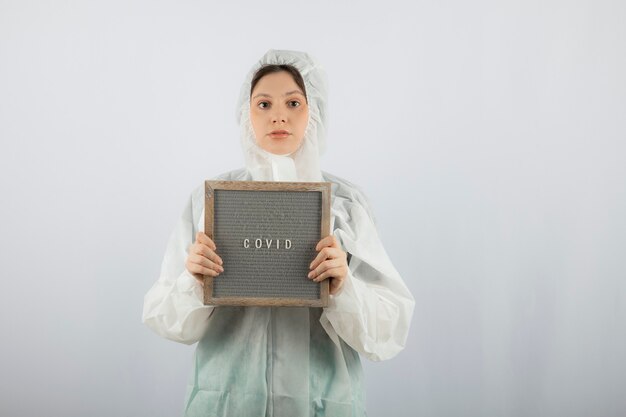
left=271, top=110, right=286, bottom=124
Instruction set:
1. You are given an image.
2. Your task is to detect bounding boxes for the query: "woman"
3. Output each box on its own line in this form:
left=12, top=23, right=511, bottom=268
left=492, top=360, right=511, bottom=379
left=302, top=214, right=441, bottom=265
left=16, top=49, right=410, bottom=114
left=143, top=49, right=415, bottom=417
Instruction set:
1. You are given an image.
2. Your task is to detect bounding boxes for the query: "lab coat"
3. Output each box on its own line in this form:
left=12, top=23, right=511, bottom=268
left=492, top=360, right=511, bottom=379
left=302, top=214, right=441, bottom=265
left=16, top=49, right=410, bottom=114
left=143, top=168, right=415, bottom=416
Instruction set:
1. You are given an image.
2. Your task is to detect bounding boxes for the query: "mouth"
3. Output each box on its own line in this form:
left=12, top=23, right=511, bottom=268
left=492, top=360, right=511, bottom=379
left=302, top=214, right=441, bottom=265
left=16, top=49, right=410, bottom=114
left=269, top=130, right=291, bottom=138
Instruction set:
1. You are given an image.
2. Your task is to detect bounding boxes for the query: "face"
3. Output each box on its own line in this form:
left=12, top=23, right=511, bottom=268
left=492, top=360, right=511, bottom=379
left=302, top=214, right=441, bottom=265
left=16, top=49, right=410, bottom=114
left=250, top=71, right=309, bottom=155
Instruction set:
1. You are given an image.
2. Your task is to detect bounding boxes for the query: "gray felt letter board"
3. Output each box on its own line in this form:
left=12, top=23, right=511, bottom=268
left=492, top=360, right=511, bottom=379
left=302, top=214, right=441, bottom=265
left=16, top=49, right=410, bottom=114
left=203, top=180, right=331, bottom=307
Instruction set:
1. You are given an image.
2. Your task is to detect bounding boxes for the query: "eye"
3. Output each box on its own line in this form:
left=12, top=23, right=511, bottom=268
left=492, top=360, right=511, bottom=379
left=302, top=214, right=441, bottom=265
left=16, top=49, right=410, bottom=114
left=257, top=101, right=270, bottom=109
left=288, top=100, right=300, bottom=108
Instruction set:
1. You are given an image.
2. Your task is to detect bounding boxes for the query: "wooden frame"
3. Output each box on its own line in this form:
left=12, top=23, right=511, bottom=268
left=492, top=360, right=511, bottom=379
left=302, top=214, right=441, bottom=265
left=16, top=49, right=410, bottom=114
left=203, top=180, right=331, bottom=307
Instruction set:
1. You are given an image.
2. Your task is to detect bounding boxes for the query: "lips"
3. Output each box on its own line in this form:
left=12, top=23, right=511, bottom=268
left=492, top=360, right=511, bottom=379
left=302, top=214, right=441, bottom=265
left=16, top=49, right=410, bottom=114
left=269, top=130, right=290, bottom=138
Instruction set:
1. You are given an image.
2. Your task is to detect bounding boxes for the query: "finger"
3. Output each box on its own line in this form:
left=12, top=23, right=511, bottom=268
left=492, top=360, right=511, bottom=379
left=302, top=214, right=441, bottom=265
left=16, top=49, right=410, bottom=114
left=187, top=263, right=219, bottom=277
left=189, top=241, right=204, bottom=255
left=189, top=241, right=223, bottom=266
left=313, top=266, right=347, bottom=283
left=195, top=253, right=224, bottom=273
left=308, top=257, right=344, bottom=279
left=189, top=253, right=224, bottom=274
left=196, top=232, right=217, bottom=251
left=314, top=266, right=345, bottom=283
left=315, top=234, right=339, bottom=251
left=198, top=244, right=223, bottom=266
left=309, top=247, right=344, bottom=271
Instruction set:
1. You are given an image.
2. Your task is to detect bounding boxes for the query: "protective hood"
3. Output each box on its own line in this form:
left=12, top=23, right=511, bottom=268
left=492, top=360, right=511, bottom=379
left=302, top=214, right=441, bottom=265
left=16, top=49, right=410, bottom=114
left=235, top=49, right=328, bottom=182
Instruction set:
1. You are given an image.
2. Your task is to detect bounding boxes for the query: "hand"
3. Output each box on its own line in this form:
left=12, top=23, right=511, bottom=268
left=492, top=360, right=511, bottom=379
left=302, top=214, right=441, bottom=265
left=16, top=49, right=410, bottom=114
left=308, top=234, right=349, bottom=295
left=186, top=232, right=224, bottom=285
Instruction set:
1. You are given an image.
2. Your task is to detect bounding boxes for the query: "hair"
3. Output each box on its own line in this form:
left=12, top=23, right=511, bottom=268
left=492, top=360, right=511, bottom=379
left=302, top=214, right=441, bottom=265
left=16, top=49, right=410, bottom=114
left=250, top=64, right=307, bottom=102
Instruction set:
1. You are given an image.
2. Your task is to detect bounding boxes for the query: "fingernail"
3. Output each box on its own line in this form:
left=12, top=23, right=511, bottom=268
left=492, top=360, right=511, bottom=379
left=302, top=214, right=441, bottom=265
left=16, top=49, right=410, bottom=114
left=308, top=272, right=313, bottom=278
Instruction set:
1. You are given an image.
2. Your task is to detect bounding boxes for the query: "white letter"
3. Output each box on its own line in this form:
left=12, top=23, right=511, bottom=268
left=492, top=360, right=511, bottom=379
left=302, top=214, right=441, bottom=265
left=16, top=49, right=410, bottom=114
left=255, top=238, right=262, bottom=249
left=243, top=238, right=250, bottom=248
left=285, top=239, right=292, bottom=250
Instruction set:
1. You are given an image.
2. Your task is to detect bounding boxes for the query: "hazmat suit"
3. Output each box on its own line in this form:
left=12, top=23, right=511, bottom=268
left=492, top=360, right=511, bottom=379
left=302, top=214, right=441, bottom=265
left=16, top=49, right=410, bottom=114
left=142, top=49, right=415, bottom=417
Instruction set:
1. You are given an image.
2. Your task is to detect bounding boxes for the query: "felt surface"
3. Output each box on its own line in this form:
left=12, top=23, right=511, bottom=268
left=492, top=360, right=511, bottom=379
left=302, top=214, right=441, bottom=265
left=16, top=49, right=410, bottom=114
left=213, top=189, right=321, bottom=299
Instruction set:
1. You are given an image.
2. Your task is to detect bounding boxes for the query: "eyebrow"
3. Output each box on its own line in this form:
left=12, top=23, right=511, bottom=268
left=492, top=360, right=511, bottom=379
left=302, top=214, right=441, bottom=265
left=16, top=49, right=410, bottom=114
left=251, top=90, right=305, bottom=100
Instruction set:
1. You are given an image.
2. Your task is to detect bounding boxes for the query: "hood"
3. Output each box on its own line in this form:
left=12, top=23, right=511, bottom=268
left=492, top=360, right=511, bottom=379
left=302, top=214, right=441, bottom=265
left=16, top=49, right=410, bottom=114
left=235, top=49, right=328, bottom=182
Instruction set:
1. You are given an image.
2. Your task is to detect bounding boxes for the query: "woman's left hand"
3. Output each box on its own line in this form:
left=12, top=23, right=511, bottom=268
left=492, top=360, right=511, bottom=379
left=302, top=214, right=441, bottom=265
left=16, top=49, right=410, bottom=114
left=308, top=235, right=349, bottom=295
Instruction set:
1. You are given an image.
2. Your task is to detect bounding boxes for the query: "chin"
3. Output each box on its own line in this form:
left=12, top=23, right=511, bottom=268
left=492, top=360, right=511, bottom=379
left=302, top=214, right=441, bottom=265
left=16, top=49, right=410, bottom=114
left=267, top=143, right=296, bottom=155
left=269, top=148, right=293, bottom=155
left=257, top=139, right=302, bottom=155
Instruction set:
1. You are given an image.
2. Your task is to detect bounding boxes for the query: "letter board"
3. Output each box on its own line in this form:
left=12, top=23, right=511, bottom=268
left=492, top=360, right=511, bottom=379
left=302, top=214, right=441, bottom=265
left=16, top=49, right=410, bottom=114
left=203, top=180, right=331, bottom=307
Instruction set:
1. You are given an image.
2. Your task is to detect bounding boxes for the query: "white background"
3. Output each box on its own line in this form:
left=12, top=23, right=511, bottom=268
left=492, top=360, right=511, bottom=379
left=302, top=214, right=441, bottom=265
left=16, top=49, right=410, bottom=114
left=1, top=1, right=625, bottom=416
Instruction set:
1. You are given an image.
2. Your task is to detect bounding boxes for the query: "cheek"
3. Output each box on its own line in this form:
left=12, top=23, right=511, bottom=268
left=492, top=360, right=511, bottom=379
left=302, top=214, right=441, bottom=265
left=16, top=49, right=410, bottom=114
left=298, top=109, right=309, bottom=132
left=249, top=111, right=262, bottom=138
left=249, top=109, right=258, bottom=125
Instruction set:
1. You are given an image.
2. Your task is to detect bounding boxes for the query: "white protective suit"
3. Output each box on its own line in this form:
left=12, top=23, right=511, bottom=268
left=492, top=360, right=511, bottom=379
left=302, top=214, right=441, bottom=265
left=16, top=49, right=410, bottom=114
left=142, top=49, right=415, bottom=417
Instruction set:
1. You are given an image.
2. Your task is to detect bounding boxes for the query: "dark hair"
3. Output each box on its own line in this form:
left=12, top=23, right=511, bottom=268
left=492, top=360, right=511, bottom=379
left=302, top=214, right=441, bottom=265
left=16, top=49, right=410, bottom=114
left=250, top=64, right=307, bottom=102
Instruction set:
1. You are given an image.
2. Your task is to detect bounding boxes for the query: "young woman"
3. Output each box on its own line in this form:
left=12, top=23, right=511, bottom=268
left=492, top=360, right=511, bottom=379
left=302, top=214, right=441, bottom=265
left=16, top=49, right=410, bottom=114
left=143, top=49, right=415, bottom=417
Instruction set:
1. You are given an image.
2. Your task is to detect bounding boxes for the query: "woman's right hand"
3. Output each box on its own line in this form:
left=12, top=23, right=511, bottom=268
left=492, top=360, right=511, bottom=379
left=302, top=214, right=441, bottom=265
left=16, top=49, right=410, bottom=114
left=186, top=232, right=224, bottom=285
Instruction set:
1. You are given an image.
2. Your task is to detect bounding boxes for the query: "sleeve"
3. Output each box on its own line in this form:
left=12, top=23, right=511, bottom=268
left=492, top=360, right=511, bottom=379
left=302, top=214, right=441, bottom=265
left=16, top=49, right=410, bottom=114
left=142, top=191, right=215, bottom=345
left=319, top=188, right=415, bottom=362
